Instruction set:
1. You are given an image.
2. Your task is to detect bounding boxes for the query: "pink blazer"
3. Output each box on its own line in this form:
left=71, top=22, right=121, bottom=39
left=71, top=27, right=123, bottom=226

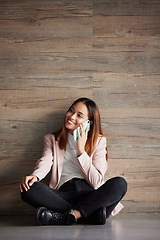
left=32, top=133, right=123, bottom=216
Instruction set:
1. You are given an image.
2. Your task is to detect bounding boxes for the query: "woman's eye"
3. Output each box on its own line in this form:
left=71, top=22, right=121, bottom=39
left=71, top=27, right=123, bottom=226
left=78, top=114, right=83, bottom=118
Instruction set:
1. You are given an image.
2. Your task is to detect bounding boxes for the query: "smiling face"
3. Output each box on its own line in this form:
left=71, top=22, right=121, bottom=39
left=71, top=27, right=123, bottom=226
left=65, top=102, right=89, bottom=134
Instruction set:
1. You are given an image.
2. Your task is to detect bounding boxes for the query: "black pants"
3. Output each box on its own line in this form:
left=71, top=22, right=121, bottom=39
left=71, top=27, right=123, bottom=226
left=21, top=177, right=127, bottom=219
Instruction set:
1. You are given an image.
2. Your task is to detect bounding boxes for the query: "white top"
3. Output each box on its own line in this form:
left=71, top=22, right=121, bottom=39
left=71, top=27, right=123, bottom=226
left=58, top=133, right=85, bottom=188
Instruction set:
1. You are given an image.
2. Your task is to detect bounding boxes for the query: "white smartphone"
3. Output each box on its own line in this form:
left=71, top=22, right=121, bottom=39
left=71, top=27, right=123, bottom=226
left=73, top=120, right=90, bottom=142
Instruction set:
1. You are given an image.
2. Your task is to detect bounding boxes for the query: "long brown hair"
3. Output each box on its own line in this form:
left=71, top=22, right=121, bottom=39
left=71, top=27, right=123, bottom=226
left=54, top=98, right=104, bottom=156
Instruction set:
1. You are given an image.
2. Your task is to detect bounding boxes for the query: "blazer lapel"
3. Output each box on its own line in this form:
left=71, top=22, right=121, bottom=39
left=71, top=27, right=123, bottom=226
left=55, top=141, right=65, bottom=184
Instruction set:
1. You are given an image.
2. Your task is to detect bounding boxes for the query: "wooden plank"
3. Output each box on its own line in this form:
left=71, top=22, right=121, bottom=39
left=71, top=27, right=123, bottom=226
left=93, top=16, right=160, bottom=37
left=126, top=181, right=160, bottom=202
left=94, top=0, right=160, bottom=16
left=0, top=73, right=93, bottom=89
left=93, top=73, right=160, bottom=108
left=1, top=43, right=159, bottom=74
left=0, top=88, right=93, bottom=109
left=0, top=0, right=93, bottom=20
left=0, top=17, right=92, bottom=41
left=93, top=36, right=160, bottom=53
left=105, top=158, right=160, bottom=183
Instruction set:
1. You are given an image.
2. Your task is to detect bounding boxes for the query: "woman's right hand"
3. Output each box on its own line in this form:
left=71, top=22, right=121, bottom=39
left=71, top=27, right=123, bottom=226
left=19, top=175, right=38, bottom=192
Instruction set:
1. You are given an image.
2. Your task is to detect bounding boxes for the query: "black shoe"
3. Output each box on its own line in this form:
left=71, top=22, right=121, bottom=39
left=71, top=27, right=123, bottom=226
left=36, top=207, right=75, bottom=225
left=77, top=206, right=106, bottom=225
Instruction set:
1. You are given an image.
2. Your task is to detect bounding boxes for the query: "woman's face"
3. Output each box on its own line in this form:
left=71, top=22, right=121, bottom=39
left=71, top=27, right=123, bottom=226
left=65, top=102, right=89, bottom=134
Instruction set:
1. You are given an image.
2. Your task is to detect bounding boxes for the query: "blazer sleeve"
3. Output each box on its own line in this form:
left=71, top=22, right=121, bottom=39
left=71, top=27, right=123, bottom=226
left=31, top=134, right=54, bottom=181
left=77, top=136, right=108, bottom=189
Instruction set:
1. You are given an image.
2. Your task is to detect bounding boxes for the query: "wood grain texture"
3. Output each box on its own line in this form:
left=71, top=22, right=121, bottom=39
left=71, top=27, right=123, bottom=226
left=0, top=0, right=160, bottom=215
left=94, top=0, right=160, bottom=16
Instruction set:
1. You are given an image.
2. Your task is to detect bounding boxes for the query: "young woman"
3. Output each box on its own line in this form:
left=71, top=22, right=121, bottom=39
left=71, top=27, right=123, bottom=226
left=20, top=97, right=127, bottom=225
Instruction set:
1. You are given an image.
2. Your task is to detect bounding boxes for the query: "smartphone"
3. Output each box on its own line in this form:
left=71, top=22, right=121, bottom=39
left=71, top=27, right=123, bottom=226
left=73, top=120, right=90, bottom=142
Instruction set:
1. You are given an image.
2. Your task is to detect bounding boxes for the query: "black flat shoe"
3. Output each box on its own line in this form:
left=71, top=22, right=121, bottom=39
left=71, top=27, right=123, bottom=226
left=36, top=207, right=75, bottom=225
left=77, top=206, right=106, bottom=225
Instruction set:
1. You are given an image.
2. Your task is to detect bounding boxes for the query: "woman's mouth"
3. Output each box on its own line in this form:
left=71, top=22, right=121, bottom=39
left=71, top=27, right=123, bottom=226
left=67, top=119, right=76, bottom=125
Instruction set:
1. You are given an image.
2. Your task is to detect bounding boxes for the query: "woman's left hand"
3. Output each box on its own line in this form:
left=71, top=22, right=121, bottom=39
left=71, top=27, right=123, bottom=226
left=77, top=123, right=89, bottom=155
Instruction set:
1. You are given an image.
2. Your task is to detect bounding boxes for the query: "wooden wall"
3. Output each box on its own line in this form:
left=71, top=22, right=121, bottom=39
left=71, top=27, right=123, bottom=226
left=0, top=0, right=160, bottom=215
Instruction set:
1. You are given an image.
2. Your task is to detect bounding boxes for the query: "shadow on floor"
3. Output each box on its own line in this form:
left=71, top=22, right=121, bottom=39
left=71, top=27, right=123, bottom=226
left=0, top=215, right=37, bottom=226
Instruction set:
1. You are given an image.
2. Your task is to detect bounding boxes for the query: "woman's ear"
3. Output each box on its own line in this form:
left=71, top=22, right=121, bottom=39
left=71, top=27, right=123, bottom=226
left=90, top=120, right=93, bottom=125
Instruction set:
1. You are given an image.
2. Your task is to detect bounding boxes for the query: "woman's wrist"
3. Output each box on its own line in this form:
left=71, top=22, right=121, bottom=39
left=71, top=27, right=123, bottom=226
left=35, top=176, right=39, bottom=181
left=31, top=175, right=39, bottom=181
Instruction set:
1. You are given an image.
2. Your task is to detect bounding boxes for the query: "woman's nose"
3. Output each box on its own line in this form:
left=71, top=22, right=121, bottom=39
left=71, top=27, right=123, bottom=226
left=70, top=113, right=76, bottom=120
